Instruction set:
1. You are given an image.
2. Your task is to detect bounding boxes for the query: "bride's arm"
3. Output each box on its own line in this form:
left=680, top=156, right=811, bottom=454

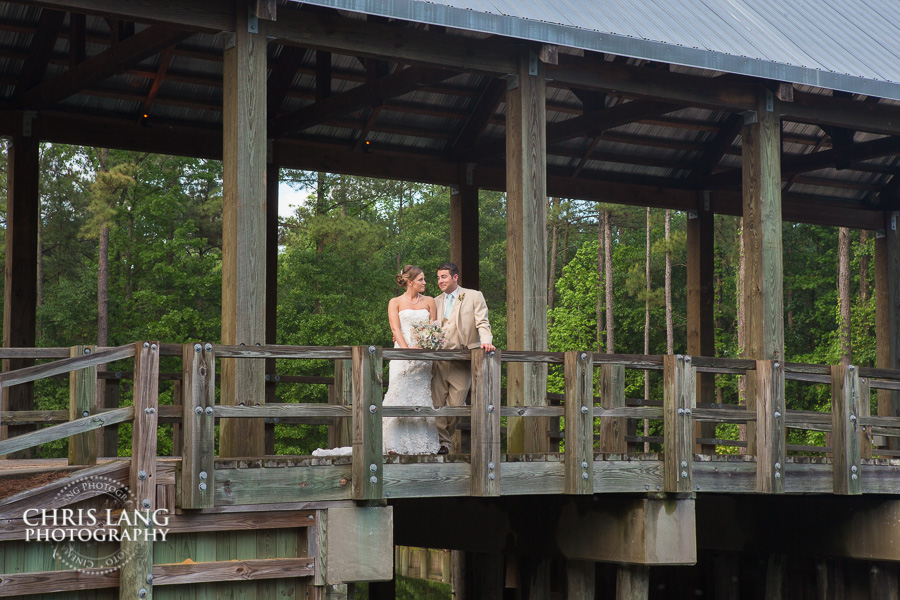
left=426, top=297, right=437, bottom=321
left=388, top=298, right=409, bottom=348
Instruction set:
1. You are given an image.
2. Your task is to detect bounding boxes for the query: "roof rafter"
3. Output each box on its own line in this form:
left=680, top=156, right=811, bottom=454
left=451, top=77, right=505, bottom=158
left=19, top=24, right=192, bottom=109
left=267, top=45, right=309, bottom=117
left=686, top=113, right=743, bottom=186
left=15, top=8, right=65, bottom=99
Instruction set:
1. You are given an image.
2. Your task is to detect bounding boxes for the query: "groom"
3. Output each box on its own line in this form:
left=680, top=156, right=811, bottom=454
left=432, top=262, right=495, bottom=454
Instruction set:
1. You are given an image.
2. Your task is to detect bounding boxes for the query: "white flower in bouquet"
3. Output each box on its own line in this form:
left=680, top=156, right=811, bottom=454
left=410, top=320, right=447, bottom=350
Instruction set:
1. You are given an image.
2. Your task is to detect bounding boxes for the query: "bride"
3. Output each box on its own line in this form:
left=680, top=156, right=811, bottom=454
left=313, top=265, right=441, bottom=456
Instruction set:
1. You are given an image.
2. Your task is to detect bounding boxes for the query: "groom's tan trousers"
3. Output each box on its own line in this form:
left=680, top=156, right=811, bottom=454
left=431, top=360, right=471, bottom=448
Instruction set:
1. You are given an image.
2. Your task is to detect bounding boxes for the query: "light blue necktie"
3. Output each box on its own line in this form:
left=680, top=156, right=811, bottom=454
left=444, top=294, right=454, bottom=319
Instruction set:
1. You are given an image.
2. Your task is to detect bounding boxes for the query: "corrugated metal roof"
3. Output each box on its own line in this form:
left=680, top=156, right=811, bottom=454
left=293, top=0, right=900, bottom=100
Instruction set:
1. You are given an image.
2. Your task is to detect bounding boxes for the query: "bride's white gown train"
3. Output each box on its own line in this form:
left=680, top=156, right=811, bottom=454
left=312, top=308, right=440, bottom=457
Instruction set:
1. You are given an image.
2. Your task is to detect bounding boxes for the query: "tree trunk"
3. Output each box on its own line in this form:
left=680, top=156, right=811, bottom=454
left=604, top=209, right=614, bottom=354
left=838, top=226, right=852, bottom=366
left=548, top=197, right=559, bottom=321
left=644, top=207, right=651, bottom=451
left=860, top=229, right=869, bottom=303
left=665, top=209, right=673, bottom=355
left=596, top=209, right=604, bottom=352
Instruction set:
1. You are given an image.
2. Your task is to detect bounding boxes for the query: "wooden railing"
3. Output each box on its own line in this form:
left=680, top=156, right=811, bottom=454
left=3, top=343, right=900, bottom=505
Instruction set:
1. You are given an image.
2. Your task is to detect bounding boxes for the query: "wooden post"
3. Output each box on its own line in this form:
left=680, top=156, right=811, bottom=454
left=598, top=363, right=626, bottom=454
left=875, top=218, right=900, bottom=450
left=687, top=205, right=716, bottom=454
left=265, top=156, right=279, bottom=455
left=832, top=364, right=862, bottom=495
left=68, top=345, right=98, bottom=466
left=664, top=355, right=695, bottom=493
left=120, top=341, right=159, bottom=600
left=220, top=1, right=267, bottom=458
left=467, top=552, right=504, bottom=600
left=520, top=557, right=551, bottom=600
left=171, top=380, right=182, bottom=458
left=450, top=166, right=480, bottom=290
left=506, top=49, right=548, bottom=454
left=565, top=351, right=594, bottom=494
left=352, top=345, right=382, bottom=500
left=616, top=565, right=649, bottom=600
left=179, top=342, right=215, bottom=509
left=765, top=554, right=786, bottom=600
left=471, top=348, right=501, bottom=496
left=567, top=560, right=595, bottom=600
left=742, top=91, right=785, bottom=454
left=101, top=377, right=121, bottom=457
left=755, top=360, right=785, bottom=493
left=1, top=121, right=39, bottom=457
left=860, top=377, right=873, bottom=460
left=870, top=562, right=900, bottom=600
left=330, top=359, right=353, bottom=448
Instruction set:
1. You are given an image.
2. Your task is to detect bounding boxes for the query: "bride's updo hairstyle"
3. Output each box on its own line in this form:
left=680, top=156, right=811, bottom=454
left=396, top=265, right=423, bottom=291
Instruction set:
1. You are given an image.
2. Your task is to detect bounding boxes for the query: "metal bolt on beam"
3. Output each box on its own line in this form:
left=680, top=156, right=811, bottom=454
left=194, top=343, right=202, bottom=352
left=204, top=343, right=212, bottom=352
left=194, top=406, right=203, bottom=415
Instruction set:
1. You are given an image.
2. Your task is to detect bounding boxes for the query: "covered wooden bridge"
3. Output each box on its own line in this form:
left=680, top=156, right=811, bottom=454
left=1, top=0, right=900, bottom=598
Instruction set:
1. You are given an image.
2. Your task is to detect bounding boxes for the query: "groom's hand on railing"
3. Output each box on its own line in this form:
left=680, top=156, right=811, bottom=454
left=481, top=342, right=496, bottom=352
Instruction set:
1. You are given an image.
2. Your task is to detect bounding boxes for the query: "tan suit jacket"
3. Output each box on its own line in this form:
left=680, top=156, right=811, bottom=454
left=434, top=287, right=492, bottom=350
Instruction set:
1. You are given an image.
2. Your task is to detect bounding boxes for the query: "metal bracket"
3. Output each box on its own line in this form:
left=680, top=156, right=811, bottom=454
left=765, top=89, right=774, bottom=112
left=893, top=214, right=897, bottom=231
left=742, top=110, right=758, bottom=125
left=465, top=163, right=475, bottom=186
left=22, top=111, right=36, bottom=137
left=687, top=210, right=699, bottom=220
left=247, top=6, right=259, bottom=33
left=223, top=32, right=236, bottom=50
left=528, top=51, right=538, bottom=76
left=703, top=190, right=710, bottom=212
left=875, top=230, right=886, bottom=239
left=506, top=75, right=519, bottom=91
left=450, top=185, right=460, bottom=195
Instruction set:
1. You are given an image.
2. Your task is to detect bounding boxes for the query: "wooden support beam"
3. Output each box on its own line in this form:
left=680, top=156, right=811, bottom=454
left=451, top=77, right=505, bottom=156
left=875, top=214, right=900, bottom=450
left=687, top=113, right=743, bottom=185
left=69, top=13, right=86, bottom=66
left=687, top=207, right=716, bottom=454
left=271, top=65, right=458, bottom=135
left=565, top=351, right=594, bottom=494
left=598, top=363, right=626, bottom=453
left=470, top=348, right=501, bottom=497
left=220, top=5, right=267, bottom=458
left=316, top=50, right=332, bottom=103
left=663, top=355, right=695, bottom=493
left=265, top=156, right=279, bottom=454
left=870, top=563, right=900, bottom=600
left=20, top=25, right=191, bottom=109
left=131, top=341, right=159, bottom=509
left=832, top=364, right=862, bottom=495
left=743, top=92, right=785, bottom=454
left=179, top=342, right=215, bottom=509
left=1, top=120, right=39, bottom=457
left=567, top=560, right=595, bottom=600
left=267, top=45, right=308, bottom=117
left=351, top=345, right=383, bottom=500
left=506, top=51, right=548, bottom=454
left=466, top=552, right=504, bottom=600
left=860, top=377, right=873, bottom=460
left=765, top=554, right=786, bottom=600
left=14, top=9, right=65, bottom=99
left=68, top=345, right=98, bottom=466
left=139, top=43, right=176, bottom=119
left=616, top=565, right=649, bottom=600
left=322, top=506, right=394, bottom=584
left=330, top=359, right=353, bottom=448
left=449, top=166, right=480, bottom=289
left=755, top=360, right=785, bottom=493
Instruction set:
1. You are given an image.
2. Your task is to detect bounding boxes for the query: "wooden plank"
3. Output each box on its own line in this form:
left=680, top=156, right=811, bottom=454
left=565, top=351, right=594, bottom=494
left=0, top=568, right=118, bottom=595
left=153, top=558, right=314, bottom=585
left=755, top=360, right=785, bottom=493
left=197, top=345, right=352, bottom=360
left=742, top=92, right=785, bottom=454
left=323, top=506, right=393, bottom=585
left=131, top=341, right=160, bottom=509
left=1, top=126, right=39, bottom=458
left=220, top=2, right=267, bottom=459
left=663, top=355, right=695, bottom=493
left=598, top=363, right=626, bottom=453
left=0, top=344, right=136, bottom=388
left=351, top=345, right=383, bottom=500
left=687, top=207, right=717, bottom=454
left=832, top=364, right=862, bottom=495
left=179, top=342, right=215, bottom=509
left=68, top=345, right=98, bottom=466
left=470, top=349, right=501, bottom=497
left=383, top=462, right=471, bottom=498
left=506, top=50, right=548, bottom=454
left=214, top=466, right=353, bottom=505
left=311, top=509, right=327, bottom=586
left=0, top=407, right=133, bottom=458
left=330, top=359, right=352, bottom=448
left=616, top=565, right=649, bottom=600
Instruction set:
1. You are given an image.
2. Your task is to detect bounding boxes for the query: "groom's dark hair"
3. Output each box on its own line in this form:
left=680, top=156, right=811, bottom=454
left=437, top=262, right=459, bottom=278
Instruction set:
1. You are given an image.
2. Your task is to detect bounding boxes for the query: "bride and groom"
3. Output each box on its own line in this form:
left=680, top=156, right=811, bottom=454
left=313, top=262, right=494, bottom=457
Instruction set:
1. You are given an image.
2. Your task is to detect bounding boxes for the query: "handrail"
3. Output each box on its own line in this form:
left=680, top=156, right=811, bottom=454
left=0, top=344, right=136, bottom=387
left=0, top=406, right=134, bottom=456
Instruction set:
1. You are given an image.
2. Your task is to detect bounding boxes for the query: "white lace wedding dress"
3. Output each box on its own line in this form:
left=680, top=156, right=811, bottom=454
left=313, top=308, right=440, bottom=457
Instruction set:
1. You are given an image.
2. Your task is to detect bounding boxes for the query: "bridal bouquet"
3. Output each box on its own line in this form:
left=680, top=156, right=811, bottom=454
left=410, top=320, right=447, bottom=350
